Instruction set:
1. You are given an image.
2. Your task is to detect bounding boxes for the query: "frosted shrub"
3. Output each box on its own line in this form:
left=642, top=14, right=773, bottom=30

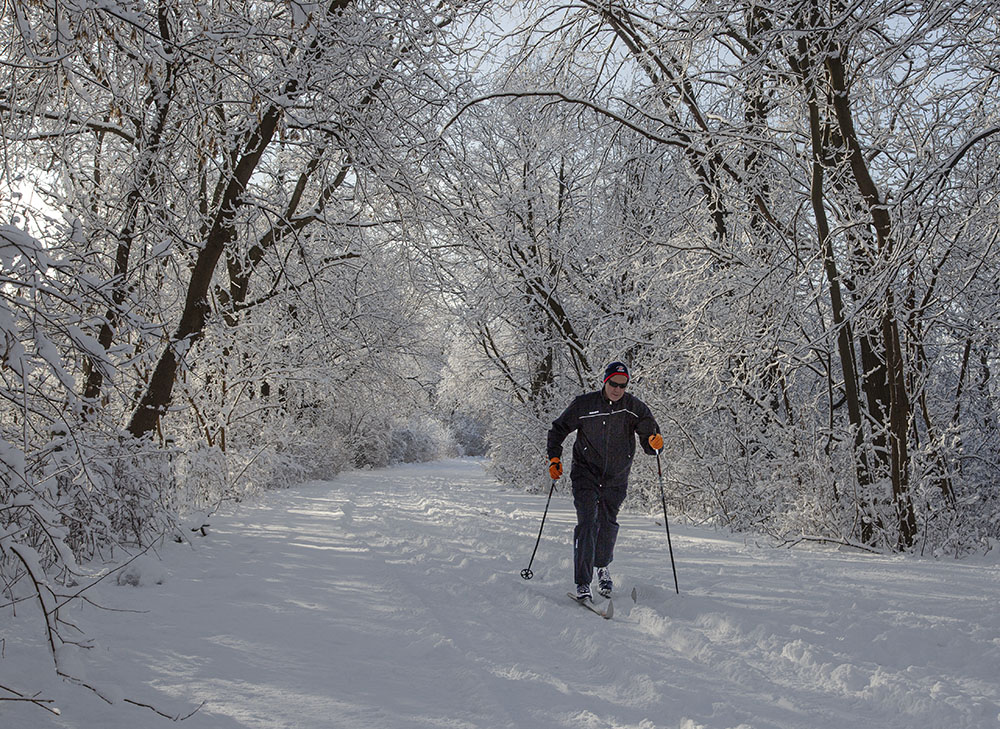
left=907, top=431, right=1000, bottom=556
left=348, top=415, right=457, bottom=469
left=388, top=416, right=458, bottom=465
left=449, top=412, right=488, bottom=457
left=273, top=422, right=353, bottom=483
left=171, top=445, right=230, bottom=514
left=485, top=402, right=556, bottom=493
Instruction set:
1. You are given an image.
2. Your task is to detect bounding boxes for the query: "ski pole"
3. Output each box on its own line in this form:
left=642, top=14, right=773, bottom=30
left=521, top=478, right=557, bottom=580
left=656, top=450, right=680, bottom=594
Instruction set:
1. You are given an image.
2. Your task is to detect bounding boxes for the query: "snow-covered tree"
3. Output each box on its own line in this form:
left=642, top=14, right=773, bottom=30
left=442, top=0, right=1000, bottom=552
left=1, top=0, right=481, bottom=703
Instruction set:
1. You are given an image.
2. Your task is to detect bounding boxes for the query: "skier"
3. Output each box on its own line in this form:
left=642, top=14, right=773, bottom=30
left=546, top=361, right=662, bottom=602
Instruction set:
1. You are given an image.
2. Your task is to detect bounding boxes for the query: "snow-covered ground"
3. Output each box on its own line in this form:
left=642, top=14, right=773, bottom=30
left=3, top=458, right=999, bottom=729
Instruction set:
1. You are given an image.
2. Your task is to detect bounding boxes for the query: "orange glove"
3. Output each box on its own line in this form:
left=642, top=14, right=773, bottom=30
left=548, top=457, right=563, bottom=480
left=648, top=433, right=663, bottom=451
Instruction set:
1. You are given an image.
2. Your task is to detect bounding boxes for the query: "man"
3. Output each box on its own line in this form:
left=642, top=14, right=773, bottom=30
left=546, top=361, right=662, bottom=601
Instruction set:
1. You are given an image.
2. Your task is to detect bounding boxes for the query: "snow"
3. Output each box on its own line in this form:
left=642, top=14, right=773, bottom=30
left=3, top=458, right=999, bottom=729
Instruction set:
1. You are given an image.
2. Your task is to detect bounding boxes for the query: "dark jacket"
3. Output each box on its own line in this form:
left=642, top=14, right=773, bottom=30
left=547, top=390, right=659, bottom=489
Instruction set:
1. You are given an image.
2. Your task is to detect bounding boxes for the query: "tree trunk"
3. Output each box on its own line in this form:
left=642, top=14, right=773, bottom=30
left=826, top=47, right=916, bottom=547
left=127, top=103, right=285, bottom=438
left=127, top=0, right=360, bottom=438
left=83, top=3, right=177, bottom=406
left=793, top=35, right=873, bottom=502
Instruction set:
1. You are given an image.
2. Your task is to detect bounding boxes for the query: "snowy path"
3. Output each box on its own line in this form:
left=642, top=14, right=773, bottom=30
left=4, top=458, right=999, bottom=729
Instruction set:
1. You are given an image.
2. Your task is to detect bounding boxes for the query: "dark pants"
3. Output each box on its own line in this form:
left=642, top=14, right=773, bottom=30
left=572, top=479, right=626, bottom=586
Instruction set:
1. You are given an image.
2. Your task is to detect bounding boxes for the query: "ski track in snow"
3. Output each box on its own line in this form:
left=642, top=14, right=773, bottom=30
left=3, top=458, right=999, bottom=729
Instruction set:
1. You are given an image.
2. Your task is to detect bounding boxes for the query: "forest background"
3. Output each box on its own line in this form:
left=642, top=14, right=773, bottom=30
left=2, top=0, right=999, bottom=697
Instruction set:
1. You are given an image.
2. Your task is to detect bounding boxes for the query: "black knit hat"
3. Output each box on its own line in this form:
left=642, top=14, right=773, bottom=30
left=603, top=361, right=630, bottom=383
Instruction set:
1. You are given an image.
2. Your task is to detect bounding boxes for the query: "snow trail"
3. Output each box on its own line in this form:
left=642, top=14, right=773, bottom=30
left=3, top=459, right=999, bottom=729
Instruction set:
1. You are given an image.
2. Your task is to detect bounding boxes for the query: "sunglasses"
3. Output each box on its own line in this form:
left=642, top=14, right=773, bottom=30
left=606, top=379, right=628, bottom=390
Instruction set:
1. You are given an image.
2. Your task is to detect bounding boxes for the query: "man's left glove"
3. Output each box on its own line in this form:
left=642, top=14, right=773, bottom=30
left=648, top=433, right=664, bottom=451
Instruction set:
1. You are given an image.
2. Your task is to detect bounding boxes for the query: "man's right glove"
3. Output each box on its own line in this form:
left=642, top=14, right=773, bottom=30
left=548, top=457, right=563, bottom=480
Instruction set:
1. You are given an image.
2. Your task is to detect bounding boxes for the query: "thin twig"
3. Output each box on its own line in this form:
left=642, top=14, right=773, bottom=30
left=0, top=683, right=61, bottom=715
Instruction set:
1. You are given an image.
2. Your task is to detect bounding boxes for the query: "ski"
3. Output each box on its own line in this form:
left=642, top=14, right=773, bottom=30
left=567, top=592, right=614, bottom=619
